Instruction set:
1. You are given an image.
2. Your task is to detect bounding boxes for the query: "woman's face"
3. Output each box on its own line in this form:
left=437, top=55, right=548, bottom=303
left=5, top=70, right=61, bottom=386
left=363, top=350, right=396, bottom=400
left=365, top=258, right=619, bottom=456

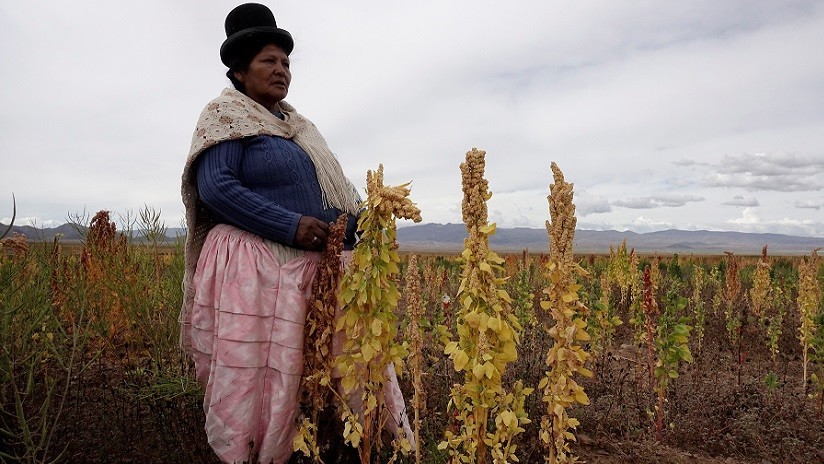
left=234, top=43, right=291, bottom=110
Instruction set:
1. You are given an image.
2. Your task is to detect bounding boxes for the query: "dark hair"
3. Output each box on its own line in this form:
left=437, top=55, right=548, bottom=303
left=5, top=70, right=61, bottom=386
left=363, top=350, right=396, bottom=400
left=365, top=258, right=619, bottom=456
left=225, top=38, right=286, bottom=93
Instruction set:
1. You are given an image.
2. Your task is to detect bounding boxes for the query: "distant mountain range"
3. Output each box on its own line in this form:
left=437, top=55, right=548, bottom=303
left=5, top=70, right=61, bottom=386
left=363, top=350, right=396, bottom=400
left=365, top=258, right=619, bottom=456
left=395, top=223, right=824, bottom=255
left=0, top=223, right=186, bottom=244
left=3, top=222, right=822, bottom=255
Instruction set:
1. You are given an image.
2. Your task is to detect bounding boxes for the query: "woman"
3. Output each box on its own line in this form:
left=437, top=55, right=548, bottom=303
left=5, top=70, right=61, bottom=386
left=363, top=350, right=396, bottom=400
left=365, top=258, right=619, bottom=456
left=179, top=4, right=411, bottom=463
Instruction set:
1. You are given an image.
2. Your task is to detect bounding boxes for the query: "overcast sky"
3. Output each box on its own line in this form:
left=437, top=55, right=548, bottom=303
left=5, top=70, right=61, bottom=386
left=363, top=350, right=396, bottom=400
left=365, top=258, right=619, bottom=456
left=2, top=1, right=823, bottom=237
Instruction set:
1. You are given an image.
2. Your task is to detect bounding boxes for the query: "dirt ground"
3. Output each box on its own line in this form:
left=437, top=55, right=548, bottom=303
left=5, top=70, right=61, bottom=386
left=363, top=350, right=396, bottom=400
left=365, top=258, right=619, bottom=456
left=45, top=309, right=824, bottom=464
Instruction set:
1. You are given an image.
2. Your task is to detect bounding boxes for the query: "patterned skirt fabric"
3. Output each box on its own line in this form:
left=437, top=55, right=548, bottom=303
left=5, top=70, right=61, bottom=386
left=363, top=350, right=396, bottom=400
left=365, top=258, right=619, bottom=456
left=184, top=224, right=413, bottom=464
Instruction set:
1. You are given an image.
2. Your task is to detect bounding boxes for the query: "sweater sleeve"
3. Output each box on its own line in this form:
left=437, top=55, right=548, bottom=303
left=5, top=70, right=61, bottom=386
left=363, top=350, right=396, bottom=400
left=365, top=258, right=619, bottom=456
left=195, top=140, right=301, bottom=246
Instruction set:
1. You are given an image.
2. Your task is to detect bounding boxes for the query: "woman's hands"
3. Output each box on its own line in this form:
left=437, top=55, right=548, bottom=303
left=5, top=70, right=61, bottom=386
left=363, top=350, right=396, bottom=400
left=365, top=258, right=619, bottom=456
left=295, top=216, right=330, bottom=250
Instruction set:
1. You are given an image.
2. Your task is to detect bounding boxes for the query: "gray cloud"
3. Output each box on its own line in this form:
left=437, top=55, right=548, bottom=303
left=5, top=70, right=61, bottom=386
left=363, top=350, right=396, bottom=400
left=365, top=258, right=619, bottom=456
left=578, top=200, right=612, bottom=216
left=722, top=195, right=760, bottom=207
left=575, top=192, right=612, bottom=216
left=612, top=198, right=659, bottom=209
left=672, top=159, right=704, bottom=167
left=702, top=153, right=824, bottom=192
left=795, top=200, right=822, bottom=210
left=612, top=194, right=705, bottom=209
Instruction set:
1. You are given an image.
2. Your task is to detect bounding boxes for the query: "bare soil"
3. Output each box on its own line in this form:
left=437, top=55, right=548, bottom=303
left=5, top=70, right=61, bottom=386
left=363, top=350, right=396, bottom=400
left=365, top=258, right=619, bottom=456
left=45, top=306, right=824, bottom=464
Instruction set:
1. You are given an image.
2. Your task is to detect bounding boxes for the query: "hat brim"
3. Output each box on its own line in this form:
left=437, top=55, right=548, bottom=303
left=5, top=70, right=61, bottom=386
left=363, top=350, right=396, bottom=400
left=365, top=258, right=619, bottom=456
left=220, top=26, right=294, bottom=66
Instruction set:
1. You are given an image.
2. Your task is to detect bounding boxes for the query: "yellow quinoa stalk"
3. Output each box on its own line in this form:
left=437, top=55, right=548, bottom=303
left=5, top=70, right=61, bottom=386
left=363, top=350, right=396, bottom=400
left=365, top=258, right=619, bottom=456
left=627, top=251, right=647, bottom=347
left=749, top=246, right=771, bottom=320
left=606, top=239, right=634, bottom=306
left=404, top=254, right=425, bottom=464
left=440, top=148, right=531, bottom=464
left=798, top=249, right=822, bottom=387
left=294, top=214, right=348, bottom=461
left=538, top=162, right=592, bottom=464
left=335, top=164, right=421, bottom=462
left=749, top=246, right=785, bottom=361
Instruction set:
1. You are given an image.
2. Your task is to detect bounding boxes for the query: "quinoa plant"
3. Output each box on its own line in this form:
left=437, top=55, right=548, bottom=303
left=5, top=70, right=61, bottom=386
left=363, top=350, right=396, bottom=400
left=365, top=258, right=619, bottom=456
left=403, top=254, right=425, bottom=464
left=509, top=251, right=536, bottom=329
left=652, top=287, right=693, bottom=441
left=0, top=232, right=94, bottom=462
left=627, top=253, right=648, bottom=348
left=748, top=246, right=787, bottom=361
left=641, top=266, right=660, bottom=389
left=538, top=162, right=591, bottom=464
left=808, top=312, right=824, bottom=414
left=689, top=266, right=707, bottom=356
left=708, top=265, right=723, bottom=316
left=294, top=214, right=348, bottom=461
left=723, top=252, right=742, bottom=346
left=765, top=285, right=788, bottom=362
left=798, top=249, right=822, bottom=388
left=607, top=240, right=634, bottom=306
left=440, top=149, right=531, bottom=464
left=78, top=208, right=191, bottom=398
left=335, top=164, right=420, bottom=462
left=749, top=246, right=771, bottom=320
left=588, top=273, right=622, bottom=360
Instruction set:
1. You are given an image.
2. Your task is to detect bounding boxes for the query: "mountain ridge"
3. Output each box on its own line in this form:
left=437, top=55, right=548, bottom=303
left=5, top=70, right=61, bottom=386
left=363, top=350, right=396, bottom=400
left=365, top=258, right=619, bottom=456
left=3, top=222, right=822, bottom=255
left=395, top=223, right=824, bottom=255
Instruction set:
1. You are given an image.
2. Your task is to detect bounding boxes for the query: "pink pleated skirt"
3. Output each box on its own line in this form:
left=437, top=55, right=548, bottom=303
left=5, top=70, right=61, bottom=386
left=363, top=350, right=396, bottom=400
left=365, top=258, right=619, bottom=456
left=183, top=224, right=413, bottom=464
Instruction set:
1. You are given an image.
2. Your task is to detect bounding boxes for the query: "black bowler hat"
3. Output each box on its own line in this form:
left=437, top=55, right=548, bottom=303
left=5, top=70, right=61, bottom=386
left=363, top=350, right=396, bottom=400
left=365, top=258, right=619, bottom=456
left=220, top=3, right=294, bottom=66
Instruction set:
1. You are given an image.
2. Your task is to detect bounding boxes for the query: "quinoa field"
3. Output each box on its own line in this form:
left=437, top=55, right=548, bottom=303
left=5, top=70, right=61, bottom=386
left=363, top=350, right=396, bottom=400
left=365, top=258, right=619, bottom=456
left=1, top=152, right=822, bottom=464
left=1, top=207, right=822, bottom=463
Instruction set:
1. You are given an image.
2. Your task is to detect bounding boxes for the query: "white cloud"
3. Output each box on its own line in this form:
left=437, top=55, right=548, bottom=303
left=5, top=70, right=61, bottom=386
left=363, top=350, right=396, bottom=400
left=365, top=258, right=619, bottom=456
left=722, top=195, right=760, bottom=207
left=729, top=207, right=763, bottom=225
left=728, top=207, right=824, bottom=236
left=612, top=194, right=705, bottom=209
left=631, top=216, right=677, bottom=233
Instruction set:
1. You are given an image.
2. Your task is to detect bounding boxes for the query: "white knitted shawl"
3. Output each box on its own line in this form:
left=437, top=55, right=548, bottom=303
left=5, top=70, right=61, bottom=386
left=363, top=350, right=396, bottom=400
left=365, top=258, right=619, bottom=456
left=179, top=88, right=359, bottom=347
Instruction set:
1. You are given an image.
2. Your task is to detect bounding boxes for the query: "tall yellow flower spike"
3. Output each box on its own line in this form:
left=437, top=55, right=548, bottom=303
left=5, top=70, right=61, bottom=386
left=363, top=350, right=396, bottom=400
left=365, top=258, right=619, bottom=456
left=440, top=148, right=532, bottom=464
left=335, top=164, right=420, bottom=463
left=539, top=162, right=592, bottom=464
left=798, top=249, right=822, bottom=387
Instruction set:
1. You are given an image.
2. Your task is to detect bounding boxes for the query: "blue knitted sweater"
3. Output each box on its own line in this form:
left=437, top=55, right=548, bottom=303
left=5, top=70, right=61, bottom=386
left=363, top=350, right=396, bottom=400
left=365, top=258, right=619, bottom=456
left=195, top=136, right=358, bottom=248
